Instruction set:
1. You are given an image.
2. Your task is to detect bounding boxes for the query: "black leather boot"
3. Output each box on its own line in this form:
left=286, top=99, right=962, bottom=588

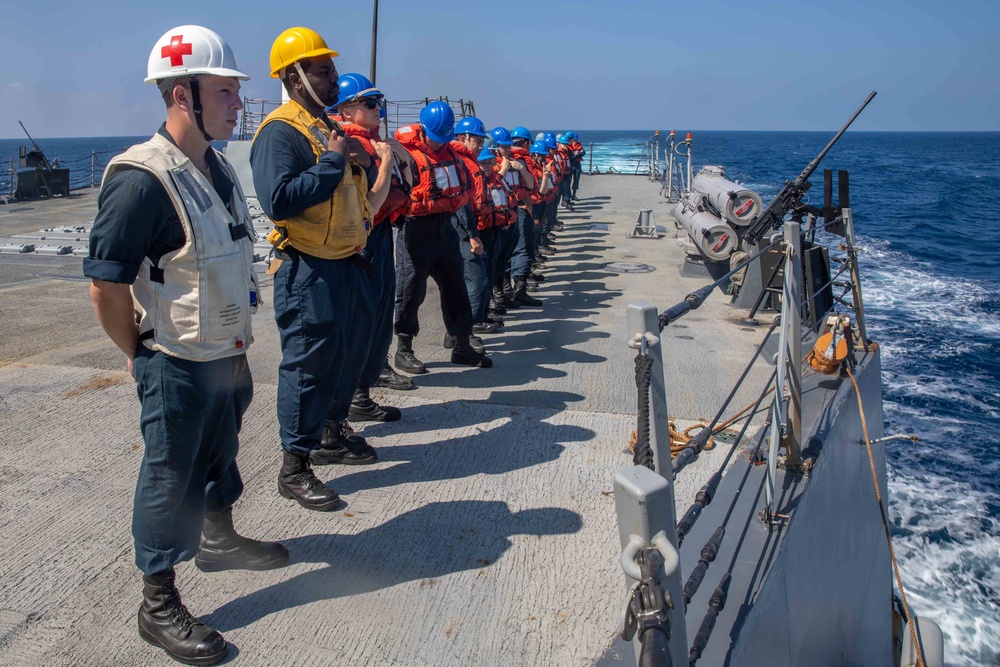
left=194, top=507, right=289, bottom=573
left=375, top=361, right=415, bottom=390
left=277, top=451, right=342, bottom=511
left=137, top=569, right=228, bottom=665
left=348, top=384, right=401, bottom=422
left=394, top=335, right=427, bottom=374
left=451, top=335, right=493, bottom=368
left=444, top=332, right=484, bottom=353
left=310, top=421, right=378, bottom=466
left=513, top=279, right=542, bottom=306
left=498, top=279, right=521, bottom=309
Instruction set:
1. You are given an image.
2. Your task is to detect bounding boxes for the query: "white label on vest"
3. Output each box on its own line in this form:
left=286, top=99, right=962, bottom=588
left=490, top=188, right=507, bottom=208
left=504, top=169, right=521, bottom=187
left=433, top=165, right=459, bottom=191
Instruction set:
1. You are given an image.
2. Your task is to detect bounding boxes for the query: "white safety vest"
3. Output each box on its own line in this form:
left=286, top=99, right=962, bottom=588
left=104, top=133, right=258, bottom=362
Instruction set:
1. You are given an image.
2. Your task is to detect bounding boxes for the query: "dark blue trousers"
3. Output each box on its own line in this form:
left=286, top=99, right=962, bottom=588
left=273, top=250, right=373, bottom=456
left=132, top=347, right=252, bottom=575
left=510, top=208, right=536, bottom=280
left=359, top=222, right=395, bottom=386
left=572, top=163, right=582, bottom=195
left=492, top=222, right=518, bottom=288
left=469, top=225, right=496, bottom=320
left=394, top=213, right=474, bottom=339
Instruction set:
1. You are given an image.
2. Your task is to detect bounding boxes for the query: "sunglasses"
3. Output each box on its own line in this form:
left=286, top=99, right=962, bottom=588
left=354, top=97, right=382, bottom=110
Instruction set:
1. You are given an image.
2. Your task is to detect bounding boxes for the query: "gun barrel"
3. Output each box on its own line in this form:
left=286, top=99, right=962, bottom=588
left=793, top=90, right=876, bottom=188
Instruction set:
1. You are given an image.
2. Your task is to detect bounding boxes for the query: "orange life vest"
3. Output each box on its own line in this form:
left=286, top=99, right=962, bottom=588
left=569, top=140, right=585, bottom=163
left=395, top=124, right=471, bottom=217
left=510, top=147, right=538, bottom=207
left=530, top=155, right=557, bottom=204
left=341, top=122, right=412, bottom=226
left=477, top=168, right=516, bottom=230
left=450, top=141, right=488, bottom=218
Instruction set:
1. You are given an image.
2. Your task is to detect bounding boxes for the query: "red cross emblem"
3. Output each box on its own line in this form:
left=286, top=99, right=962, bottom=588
left=161, top=35, right=193, bottom=67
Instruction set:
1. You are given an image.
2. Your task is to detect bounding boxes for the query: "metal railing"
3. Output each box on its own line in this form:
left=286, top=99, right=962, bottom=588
left=614, top=211, right=870, bottom=665
left=236, top=96, right=476, bottom=141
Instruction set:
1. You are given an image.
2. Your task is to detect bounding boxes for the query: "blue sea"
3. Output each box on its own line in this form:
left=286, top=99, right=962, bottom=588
left=2, top=129, right=998, bottom=665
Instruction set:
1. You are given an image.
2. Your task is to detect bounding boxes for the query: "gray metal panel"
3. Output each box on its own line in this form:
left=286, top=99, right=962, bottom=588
left=224, top=140, right=256, bottom=199
left=727, top=350, right=891, bottom=666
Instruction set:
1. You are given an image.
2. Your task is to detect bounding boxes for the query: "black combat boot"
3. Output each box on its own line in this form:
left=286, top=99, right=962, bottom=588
left=194, top=507, right=289, bottom=573
left=375, top=361, right=415, bottom=390
left=444, top=332, right=485, bottom=353
left=394, top=335, right=427, bottom=374
left=488, top=295, right=507, bottom=315
left=472, top=320, right=501, bottom=334
left=513, top=279, right=542, bottom=306
left=277, top=451, right=342, bottom=512
left=310, top=421, right=378, bottom=466
left=348, top=384, right=402, bottom=422
left=137, top=569, right=228, bottom=665
left=451, top=335, right=493, bottom=368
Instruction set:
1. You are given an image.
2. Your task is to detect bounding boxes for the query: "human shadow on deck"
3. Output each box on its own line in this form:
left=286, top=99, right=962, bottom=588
left=332, top=412, right=591, bottom=494
left=363, top=388, right=587, bottom=438
left=205, top=501, right=583, bottom=632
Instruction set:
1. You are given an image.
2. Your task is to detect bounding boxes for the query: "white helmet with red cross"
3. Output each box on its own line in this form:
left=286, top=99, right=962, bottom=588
left=145, top=25, right=249, bottom=85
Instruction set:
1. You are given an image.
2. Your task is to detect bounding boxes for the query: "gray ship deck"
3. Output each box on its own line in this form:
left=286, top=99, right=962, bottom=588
left=0, top=175, right=773, bottom=666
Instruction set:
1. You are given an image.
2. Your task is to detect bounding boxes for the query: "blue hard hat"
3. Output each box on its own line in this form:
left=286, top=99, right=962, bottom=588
left=511, top=126, right=531, bottom=141
left=336, top=72, right=383, bottom=108
left=420, top=101, right=456, bottom=144
left=529, top=140, right=548, bottom=156
left=490, top=126, right=513, bottom=146
left=478, top=146, right=496, bottom=162
left=567, top=131, right=578, bottom=140
left=545, top=135, right=558, bottom=150
left=455, top=116, right=489, bottom=138
left=556, top=134, right=570, bottom=145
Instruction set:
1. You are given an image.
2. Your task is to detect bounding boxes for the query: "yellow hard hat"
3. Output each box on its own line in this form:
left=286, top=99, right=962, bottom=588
left=269, top=27, right=338, bottom=78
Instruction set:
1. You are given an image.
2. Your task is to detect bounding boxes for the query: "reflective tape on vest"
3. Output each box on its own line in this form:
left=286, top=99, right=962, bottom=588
left=434, top=164, right=460, bottom=191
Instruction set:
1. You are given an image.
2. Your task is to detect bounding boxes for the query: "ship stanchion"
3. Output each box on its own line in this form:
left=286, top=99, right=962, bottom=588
left=616, top=302, right=688, bottom=666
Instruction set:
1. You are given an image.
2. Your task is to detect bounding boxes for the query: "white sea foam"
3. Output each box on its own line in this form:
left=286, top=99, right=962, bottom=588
left=860, top=241, right=1000, bottom=339
left=889, top=468, right=1000, bottom=666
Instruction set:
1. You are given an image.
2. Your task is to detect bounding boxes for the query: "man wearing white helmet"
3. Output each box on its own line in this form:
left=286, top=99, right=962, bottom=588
left=84, top=26, right=287, bottom=666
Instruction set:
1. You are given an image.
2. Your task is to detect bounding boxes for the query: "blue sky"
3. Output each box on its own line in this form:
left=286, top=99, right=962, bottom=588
left=1, top=0, right=997, bottom=138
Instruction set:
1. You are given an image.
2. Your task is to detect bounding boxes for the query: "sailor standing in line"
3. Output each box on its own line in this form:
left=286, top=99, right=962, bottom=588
left=486, top=126, right=534, bottom=315
left=392, top=101, right=493, bottom=373
left=84, top=26, right=288, bottom=665
left=450, top=116, right=498, bottom=337
left=250, top=27, right=394, bottom=512
left=329, top=72, right=417, bottom=415
left=506, top=127, right=544, bottom=307
left=568, top=131, right=585, bottom=200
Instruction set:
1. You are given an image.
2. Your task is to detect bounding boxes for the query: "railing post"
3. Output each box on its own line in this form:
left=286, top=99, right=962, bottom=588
left=842, top=208, right=869, bottom=347
left=91, top=151, right=97, bottom=188
left=618, top=301, right=688, bottom=666
left=765, top=222, right=803, bottom=515
left=627, top=302, right=673, bottom=473
left=588, top=142, right=593, bottom=174
left=784, top=220, right=802, bottom=464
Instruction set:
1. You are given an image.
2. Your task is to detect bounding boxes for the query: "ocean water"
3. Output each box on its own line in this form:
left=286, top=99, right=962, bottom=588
left=2, top=129, right=998, bottom=665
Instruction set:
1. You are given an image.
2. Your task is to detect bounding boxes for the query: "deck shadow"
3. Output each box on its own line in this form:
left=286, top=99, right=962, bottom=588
left=204, top=501, right=584, bottom=632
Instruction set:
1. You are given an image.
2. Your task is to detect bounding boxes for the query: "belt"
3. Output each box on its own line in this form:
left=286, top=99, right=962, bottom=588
left=272, top=246, right=374, bottom=277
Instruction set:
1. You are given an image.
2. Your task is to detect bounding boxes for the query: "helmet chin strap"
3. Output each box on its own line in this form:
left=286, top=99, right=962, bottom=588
left=188, top=76, right=216, bottom=142
left=293, top=62, right=328, bottom=109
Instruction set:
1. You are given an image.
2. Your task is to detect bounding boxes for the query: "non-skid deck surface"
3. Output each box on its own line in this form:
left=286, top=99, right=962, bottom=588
left=0, top=175, right=770, bottom=666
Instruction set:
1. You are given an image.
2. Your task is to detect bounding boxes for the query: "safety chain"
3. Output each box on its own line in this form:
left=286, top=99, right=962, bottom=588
left=633, top=353, right=655, bottom=470
left=620, top=547, right=674, bottom=666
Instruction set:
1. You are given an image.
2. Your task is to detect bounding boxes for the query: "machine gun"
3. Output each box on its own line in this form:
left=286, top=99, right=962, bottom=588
left=742, top=91, right=876, bottom=246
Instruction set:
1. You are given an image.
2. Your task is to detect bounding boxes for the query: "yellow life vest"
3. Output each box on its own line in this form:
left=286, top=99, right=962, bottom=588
left=255, top=100, right=372, bottom=260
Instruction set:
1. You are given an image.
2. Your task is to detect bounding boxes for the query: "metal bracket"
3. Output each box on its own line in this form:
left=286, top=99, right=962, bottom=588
left=628, top=332, right=659, bottom=350
left=620, top=531, right=679, bottom=581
